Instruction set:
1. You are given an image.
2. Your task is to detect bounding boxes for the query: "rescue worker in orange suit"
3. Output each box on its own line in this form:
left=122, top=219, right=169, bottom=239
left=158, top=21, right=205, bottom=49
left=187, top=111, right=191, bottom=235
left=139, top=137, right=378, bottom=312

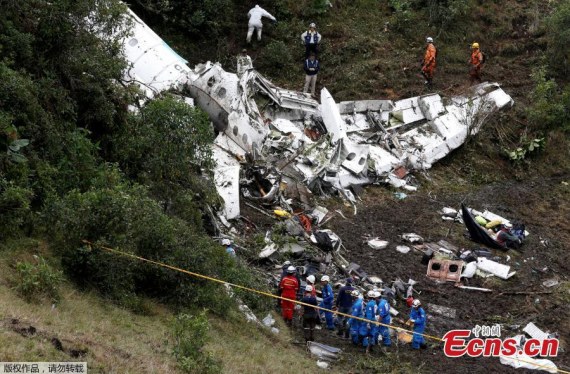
left=279, top=265, right=300, bottom=327
left=421, top=37, right=436, bottom=89
left=469, top=42, right=483, bottom=85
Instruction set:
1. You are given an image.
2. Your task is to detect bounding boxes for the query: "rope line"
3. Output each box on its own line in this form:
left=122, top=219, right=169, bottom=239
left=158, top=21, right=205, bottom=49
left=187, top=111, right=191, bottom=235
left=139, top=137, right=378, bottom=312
left=82, top=240, right=565, bottom=373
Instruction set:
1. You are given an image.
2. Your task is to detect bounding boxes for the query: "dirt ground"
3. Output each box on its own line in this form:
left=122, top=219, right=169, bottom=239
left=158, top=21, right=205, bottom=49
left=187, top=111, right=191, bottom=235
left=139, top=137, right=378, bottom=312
left=324, top=174, right=569, bottom=373
left=241, top=171, right=569, bottom=373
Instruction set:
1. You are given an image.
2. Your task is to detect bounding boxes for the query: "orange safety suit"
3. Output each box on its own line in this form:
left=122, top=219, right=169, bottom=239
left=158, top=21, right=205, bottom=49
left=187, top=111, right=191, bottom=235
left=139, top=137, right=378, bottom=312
left=470, top=49, right=483, bottom=84
left=422, top=43, right=437, bottom=80
left=279, top=275, right=299, bottom=323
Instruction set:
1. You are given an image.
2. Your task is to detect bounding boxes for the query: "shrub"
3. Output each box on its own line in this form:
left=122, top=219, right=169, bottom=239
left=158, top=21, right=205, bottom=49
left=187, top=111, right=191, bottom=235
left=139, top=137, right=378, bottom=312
left=45, top=183, right=266, bottom=314
left=14, top=256, right=63, bottom=303
left=0, top=178, right=33, bottom=238
left=259, top=41, right=293, bottom=70
left=172, top=311, right=221, bottom=374
left=527, top=67, right=570, bottom=132
left=546, top=0, right=570, bottom=77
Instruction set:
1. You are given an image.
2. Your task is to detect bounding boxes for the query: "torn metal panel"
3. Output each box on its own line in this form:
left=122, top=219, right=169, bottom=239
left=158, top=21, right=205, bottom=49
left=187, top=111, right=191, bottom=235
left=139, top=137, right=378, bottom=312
left=476, top=258, right=516, bottom=280
left=307, top=341, right=342, bottom=361
left=213, top=144, right=241, bottom=220
left=338, top=100, right=394, bottom=114
left=418, top=94, right=446, bottom=121
left=123, top=10, right=191, bottom=97
left=368, top=146, right=401, bottom=176
left=426, top=259, right=464, bottom=282
left=253, top=71, right=319, bottom=112
left=341, top=141, right=370, bottom=174
left=320, top=88, right=347, bottom=143
left=523, top=322, right=551, bottom=342
left=391, top=97, right=426, bottom=125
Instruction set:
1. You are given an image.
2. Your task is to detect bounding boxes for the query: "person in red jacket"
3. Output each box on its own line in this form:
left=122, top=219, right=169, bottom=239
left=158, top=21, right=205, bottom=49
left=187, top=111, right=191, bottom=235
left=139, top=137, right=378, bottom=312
left=279, top=266, right=300, bottom=326
left=422, top=37, right=437, bottom=89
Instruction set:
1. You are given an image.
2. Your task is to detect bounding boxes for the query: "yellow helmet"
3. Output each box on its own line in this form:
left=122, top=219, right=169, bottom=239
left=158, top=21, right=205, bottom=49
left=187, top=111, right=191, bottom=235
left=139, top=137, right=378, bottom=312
left=472, top=42, right=480, bottom=49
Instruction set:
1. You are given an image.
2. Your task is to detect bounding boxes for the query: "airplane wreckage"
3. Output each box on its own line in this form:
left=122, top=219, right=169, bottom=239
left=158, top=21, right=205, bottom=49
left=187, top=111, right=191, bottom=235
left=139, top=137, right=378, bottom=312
left=122, top=9, right=514, bottom=221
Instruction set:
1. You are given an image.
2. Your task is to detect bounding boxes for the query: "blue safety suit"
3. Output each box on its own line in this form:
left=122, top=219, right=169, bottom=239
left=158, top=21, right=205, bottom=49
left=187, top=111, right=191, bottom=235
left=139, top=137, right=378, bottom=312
left=348, top=298, right=363, bottom=345
left=377, top=298, right=392, bottom=346
left=319, top=283, right=334, bottom=329
left=410, top=306, right=426, bottom=349
left=363, top=300, right=378, bottom=347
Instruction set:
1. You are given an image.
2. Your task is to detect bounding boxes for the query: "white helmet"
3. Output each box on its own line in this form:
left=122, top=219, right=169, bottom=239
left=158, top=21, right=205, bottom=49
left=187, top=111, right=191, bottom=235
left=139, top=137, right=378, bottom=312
left=222, top=239, right=231, bottom=246
left=426, top=37, right=433, bottom=43
left=306, top=275, right=316, bottom=284
left=367, top=290, right=376, bottom=298
left=283, top=260, right=291, bottom=266
left=309, top=22, right=316, bottom=28
left=287, top=265, right=296, bottom=274
left=374, top=291, right=382, bottom=298
left=412, top=299, right=421, bottom=307
left=321, top=275, right=330, bottom=282
left=350, top=290, right=360, bottom=297
left=305, top=285, right=313, bottom=292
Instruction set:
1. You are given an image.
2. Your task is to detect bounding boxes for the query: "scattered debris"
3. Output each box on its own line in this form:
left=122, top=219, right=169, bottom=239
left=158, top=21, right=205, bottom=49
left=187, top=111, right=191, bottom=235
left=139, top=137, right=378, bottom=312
left=499, top=336, right=557, bottom=373
left=307, top=341, right=342, bottom=361
left=426, top=259, right=464, bottom=282
left=456, top=285, right=493, bottom=292
left=397, top=331, right=413, bottom=343
left=368, top=238, right=389, bottom=250
left=316, top=360, right=329, bottom=369
left=523, top=322, right=553, bottom=342
left=396, top=245, right=411, bottom=254
left=461, top=261, right=477, bottom=278
left=476, top=258, right=516, bottom=280
left=427, top=303, right=457, bottom=319
left=542, top=278, right=559, bottom=288
left=402, top=233, right=424, bottom=244
left=262, top=314, right=276, bottom=327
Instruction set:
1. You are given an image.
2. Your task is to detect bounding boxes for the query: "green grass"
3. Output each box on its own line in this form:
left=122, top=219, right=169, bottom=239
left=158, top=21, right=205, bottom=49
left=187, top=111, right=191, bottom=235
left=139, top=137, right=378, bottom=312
left=0, top=239, right=329, bottom=373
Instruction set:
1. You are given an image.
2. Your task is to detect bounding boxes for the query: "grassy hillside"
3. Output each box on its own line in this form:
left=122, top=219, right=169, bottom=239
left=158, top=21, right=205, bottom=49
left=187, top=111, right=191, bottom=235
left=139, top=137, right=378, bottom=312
left=0, top=239, right=321, bottom=373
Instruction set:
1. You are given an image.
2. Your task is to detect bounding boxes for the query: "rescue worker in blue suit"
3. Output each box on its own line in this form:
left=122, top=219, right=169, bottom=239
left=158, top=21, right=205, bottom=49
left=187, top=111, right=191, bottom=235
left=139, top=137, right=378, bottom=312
left=408, top=299, right=427, bottom=349
left=348, top=290, right=363, bottom=345
left=319, top=275, right=335, bottom=330
left=364, top=290, right=378, bottom=352
left=377, top=290, right=392, bottom=347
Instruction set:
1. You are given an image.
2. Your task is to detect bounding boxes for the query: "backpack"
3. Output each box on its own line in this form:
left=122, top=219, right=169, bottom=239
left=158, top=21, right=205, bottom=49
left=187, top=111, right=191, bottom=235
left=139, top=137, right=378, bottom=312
left=480, top=51, right=487, bottom=64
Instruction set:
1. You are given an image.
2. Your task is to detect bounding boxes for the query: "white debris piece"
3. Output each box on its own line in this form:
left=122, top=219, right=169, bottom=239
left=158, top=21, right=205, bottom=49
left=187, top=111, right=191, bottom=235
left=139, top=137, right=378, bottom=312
left=307, top=341, right=342, bottom=361
left=441, top=207, right=458, bottom=216
left=212, top=143, right=241, bottom=220
left=262, top=314, right=275, bottom=327
left=401, top=233, right=424, bottom=243
left=259, top=243, right=278, bottom=259
left=499, top=336, right=557, bottom=373
left=320, top=88, right=347, bottom=143
left=461, top=261, right=477, bottom=278
left=523, top=322, right=551, bottom=342
left=368, top=239, right=389, bottom=250
left=316, top=360, right=329, bottom=369
left=476, top=258, right=516, bottom=280
left=396, top=245, right=411, bottom=254
left=122, top=10, right=191, bottom=97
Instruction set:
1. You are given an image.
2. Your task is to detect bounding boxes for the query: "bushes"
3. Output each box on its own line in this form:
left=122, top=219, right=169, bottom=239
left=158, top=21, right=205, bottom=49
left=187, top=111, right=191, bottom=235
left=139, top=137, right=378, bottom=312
left=14, top=256, right=63, bottom=303
left=45, top=182, right=266, bottom=314
left=546, top=0, right=570, bottom=78
left=172, top=311, right=221, bottom=374
left=527, top=67, right=570, bottom=133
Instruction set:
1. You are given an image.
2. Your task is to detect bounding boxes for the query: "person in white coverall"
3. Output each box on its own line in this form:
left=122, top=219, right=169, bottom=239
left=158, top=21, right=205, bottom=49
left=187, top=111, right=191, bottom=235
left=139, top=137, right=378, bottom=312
left=246, top=5, right=276, bottom=43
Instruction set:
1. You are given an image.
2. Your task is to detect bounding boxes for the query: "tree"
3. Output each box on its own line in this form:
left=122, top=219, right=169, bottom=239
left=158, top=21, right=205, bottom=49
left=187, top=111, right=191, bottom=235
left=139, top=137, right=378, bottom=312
left=111, top=95, right=215, bottom=207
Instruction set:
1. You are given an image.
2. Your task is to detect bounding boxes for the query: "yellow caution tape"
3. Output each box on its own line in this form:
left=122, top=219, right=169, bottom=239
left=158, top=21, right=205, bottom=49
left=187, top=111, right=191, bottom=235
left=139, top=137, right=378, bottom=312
left=82, top=240, right=567, bottom=374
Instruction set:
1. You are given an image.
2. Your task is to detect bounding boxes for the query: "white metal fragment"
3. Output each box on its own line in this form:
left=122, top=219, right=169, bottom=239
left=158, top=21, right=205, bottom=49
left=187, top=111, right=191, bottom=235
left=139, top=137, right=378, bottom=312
left=476, top=258, right=516, bottom=280
left=368, top=239, right=389, bottom=250
left=523, top=322, right=551, bottom=342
